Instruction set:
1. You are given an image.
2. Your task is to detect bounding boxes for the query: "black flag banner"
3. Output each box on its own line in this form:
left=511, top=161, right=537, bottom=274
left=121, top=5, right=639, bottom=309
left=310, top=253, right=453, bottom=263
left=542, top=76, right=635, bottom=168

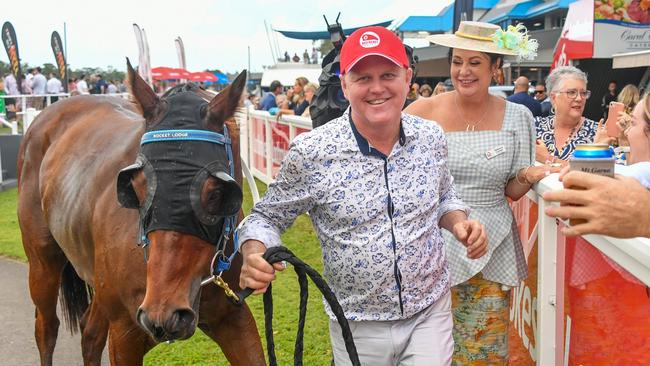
left=51, top=31, right=68, bottom=92
left=2, top=21, right=22, bottom=93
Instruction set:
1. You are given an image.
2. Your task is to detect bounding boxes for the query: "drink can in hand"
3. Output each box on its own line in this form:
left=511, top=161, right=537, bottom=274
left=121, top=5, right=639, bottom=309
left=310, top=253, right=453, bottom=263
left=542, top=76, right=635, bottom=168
left=568, top=144, right=615, bottom=225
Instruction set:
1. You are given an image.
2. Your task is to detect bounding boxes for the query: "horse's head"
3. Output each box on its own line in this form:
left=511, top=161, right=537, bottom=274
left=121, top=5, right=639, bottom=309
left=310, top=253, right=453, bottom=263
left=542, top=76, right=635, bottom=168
left=116, top=59, right=246, bottom=342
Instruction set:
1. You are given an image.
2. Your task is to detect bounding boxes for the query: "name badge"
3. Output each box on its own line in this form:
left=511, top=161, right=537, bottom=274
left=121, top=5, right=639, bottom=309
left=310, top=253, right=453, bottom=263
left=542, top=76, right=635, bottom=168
left=485, top=145, right=506, bottom=160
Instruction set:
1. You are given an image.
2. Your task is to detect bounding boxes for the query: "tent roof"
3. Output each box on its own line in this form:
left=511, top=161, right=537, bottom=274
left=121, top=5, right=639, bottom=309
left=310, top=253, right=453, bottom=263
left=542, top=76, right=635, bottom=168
left=274, top=20, right=393, bottom=40
left=396, top=5, right=453, bottom=33
left=485, top=0, right=575, bottom=23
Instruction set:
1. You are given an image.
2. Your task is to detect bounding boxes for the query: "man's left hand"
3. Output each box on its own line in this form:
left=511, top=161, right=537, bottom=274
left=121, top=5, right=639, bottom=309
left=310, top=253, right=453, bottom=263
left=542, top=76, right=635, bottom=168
left=452, top=220, right=488, bottom=259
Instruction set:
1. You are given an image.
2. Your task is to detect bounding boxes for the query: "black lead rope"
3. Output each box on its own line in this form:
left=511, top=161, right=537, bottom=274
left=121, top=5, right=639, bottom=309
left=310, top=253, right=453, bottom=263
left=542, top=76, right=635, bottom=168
left=236, top=246, right=361, bottom=366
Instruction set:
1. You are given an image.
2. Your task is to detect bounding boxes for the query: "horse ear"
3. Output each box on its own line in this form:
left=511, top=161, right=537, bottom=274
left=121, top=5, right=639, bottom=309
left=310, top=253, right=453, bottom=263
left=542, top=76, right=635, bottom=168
left=126, top=57, right=159, bottom=120
left=207, top=70, right=247, bottom=128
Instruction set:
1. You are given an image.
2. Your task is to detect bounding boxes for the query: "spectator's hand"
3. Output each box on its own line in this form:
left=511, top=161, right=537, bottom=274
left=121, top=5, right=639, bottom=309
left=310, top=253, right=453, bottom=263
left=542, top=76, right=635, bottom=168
left=239, top=240, right=286, bottom=294
left=594, top=118, right=615, bottom=145
left=535, top=140, right=551, bottom=163
left=616, top=111, right=632, bottom=131
left=526, top=164, right=564, bottom=184
left=617, top=112, right=632, bottom=146
left=557, top=165, right=571, bottom=180
left=452, top=220, right=488, bottom=259
left=542, top=171, right=650, bottom=238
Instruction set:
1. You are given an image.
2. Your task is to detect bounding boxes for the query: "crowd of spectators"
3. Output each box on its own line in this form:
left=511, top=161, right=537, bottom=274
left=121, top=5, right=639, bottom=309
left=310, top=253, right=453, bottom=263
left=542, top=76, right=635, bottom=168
left=0, top=69, right=126, bottom=121
left=250, top=76, right=319, bottom=119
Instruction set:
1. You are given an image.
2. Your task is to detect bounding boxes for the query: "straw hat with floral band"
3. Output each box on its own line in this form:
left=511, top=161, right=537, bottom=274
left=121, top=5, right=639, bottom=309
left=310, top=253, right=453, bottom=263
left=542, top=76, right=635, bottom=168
left=427, top=21, right=538, bottom=61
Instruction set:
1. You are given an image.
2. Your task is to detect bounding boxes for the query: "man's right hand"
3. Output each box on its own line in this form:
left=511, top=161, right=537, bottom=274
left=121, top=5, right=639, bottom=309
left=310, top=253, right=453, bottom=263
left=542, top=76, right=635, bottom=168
left=239, top=240, right=286, bottom=294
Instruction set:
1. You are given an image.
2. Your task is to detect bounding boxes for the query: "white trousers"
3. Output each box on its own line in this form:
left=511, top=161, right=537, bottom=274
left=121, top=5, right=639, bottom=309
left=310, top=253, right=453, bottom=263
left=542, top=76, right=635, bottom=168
left=329, top=291, right=453, bottom=366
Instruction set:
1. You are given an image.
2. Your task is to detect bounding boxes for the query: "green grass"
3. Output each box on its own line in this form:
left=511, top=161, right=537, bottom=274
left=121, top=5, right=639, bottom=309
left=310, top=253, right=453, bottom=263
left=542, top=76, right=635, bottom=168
left=0, top=120, right=22, bottom=135
left=0, top=188, right=25, bottom=260
left=0, top=179, right=331, bottom=365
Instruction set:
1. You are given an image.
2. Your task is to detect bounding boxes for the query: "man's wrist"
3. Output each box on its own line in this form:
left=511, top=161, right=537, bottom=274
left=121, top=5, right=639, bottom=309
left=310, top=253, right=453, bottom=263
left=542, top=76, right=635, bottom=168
left=241, top=240, right=267, bottom=255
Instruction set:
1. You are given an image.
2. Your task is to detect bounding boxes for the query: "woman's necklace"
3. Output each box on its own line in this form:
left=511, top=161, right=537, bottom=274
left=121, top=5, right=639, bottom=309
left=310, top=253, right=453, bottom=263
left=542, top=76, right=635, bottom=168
left=454, top=92, right=491, bottom=131
left=553, top=117, right=583, bottom=156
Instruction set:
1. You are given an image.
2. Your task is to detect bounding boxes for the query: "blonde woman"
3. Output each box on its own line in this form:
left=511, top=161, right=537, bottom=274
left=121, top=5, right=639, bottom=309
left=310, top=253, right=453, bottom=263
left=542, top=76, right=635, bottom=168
left=609, top=84, right=641, bottom=144
left=618, top=84, right=640, bottom=114
left=433, top=82, right=447, bottom=96
left=278, top=77, right=310, bottom=116
left=300, top=82, right=318, bottom=117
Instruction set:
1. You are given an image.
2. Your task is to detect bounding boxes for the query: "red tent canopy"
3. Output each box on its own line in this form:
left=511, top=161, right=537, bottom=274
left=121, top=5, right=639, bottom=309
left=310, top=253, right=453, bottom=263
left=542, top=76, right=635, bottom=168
left=151, top=67, right=191, bottom=80
left=188, top=72, right=218, bottom=82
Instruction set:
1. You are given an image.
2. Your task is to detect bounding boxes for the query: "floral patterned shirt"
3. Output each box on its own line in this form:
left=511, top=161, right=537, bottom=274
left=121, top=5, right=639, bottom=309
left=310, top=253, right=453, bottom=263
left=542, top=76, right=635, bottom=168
left=535, top=115, right=598, bottom=160
left=238, top=109, right=469, bottom=321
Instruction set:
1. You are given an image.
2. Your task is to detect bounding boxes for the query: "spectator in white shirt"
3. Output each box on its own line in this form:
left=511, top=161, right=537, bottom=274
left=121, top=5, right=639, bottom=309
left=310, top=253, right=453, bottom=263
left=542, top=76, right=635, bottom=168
left=106, top=80, right=118, bottom=94
left=3, top=74, right=19, bottom=121
left=46, top=73, right=63, bottom=103
left=76, top=74, right=89, bottom=95
left=30, top=67, right=47, bottom=109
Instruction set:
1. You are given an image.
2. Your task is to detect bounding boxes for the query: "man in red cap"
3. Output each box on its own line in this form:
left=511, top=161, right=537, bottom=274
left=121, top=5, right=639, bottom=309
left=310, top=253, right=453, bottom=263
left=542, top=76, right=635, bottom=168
left=238, top=26, right=487, bottom=365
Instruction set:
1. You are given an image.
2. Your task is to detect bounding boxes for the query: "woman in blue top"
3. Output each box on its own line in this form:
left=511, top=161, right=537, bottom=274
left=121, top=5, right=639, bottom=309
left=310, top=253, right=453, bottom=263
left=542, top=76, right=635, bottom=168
left=535, top=66, right=598, bottom=164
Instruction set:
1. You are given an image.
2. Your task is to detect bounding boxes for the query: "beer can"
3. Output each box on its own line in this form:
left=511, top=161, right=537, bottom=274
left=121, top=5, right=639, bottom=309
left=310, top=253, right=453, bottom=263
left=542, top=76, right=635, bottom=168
left=568, top=144, right=615, bottom=226
left=569, top=144, right=615, bottom=178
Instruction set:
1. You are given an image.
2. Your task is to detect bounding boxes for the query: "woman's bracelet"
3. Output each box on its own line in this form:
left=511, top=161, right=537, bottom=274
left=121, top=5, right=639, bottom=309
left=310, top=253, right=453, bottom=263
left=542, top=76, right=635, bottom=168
left=515, top=166, right=532, bottom=185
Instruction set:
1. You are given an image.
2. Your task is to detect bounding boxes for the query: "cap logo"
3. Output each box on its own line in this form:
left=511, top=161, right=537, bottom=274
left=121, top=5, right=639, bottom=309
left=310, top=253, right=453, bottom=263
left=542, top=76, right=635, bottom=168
left=359, top=31, right=380, bottom=48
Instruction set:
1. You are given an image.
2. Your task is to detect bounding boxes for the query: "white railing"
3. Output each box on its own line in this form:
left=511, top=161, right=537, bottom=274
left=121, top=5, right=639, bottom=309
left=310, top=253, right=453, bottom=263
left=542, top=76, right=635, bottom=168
left=0, top=93, right=131, bottom=134
left=234, top=107, right=650, bottom=366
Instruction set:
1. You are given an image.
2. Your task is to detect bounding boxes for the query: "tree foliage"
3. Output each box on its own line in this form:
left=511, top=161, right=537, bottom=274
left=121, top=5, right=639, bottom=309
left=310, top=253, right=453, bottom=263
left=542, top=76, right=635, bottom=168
left=0, top=60, right=125, bottom=82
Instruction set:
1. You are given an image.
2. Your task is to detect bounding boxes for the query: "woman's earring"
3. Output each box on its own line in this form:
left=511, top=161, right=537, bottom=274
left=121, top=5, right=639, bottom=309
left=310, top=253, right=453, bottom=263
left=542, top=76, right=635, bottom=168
left=550, top=105, right=555, bottom=115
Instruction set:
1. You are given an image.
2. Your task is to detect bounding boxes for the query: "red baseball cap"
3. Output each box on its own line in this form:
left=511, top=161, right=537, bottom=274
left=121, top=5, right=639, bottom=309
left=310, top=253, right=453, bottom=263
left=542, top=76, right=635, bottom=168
left=340, top=26, right=409, bottom=75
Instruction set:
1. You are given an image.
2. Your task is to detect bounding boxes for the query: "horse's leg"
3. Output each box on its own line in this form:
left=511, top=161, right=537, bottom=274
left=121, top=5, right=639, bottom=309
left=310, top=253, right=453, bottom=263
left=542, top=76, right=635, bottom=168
left=108, top=317, right=155, bottom=366
left=198, top=299, right=265, bottom=365
left=22, top=230, right=68, bottom=366
left=80, top=298, right=109, bottom=366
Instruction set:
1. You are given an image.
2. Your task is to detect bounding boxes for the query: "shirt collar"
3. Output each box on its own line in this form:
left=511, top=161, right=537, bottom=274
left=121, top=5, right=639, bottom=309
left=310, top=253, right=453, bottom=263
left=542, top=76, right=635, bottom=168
left=345, top=108, right=408, bottom=157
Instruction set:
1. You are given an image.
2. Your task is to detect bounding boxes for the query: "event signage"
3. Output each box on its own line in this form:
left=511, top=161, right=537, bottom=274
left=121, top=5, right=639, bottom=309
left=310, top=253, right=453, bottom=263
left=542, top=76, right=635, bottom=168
left=593, top=0, right=650, bottom=57
left=50, top=31, right=68, bottom=92
left=551, top=0, right=594, bottom=70
left=2, top=21, right=22, bottom=93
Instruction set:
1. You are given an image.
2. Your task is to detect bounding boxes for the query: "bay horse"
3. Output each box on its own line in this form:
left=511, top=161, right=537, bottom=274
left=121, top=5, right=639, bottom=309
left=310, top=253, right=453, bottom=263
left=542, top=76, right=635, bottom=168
left=17, top=60, right=265, bottom=365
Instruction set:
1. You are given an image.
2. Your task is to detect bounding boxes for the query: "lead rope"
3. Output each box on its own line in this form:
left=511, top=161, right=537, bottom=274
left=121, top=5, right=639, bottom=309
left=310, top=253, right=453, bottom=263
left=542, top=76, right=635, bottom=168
left=235, top=246, right=360, bottom=366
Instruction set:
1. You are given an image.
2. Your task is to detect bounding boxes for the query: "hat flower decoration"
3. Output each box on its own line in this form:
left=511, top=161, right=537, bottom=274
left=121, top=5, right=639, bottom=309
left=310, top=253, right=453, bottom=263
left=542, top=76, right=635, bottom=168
left=426, top=21, right=539, bottom=63
left=491, top=23, right=538, bottom=61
